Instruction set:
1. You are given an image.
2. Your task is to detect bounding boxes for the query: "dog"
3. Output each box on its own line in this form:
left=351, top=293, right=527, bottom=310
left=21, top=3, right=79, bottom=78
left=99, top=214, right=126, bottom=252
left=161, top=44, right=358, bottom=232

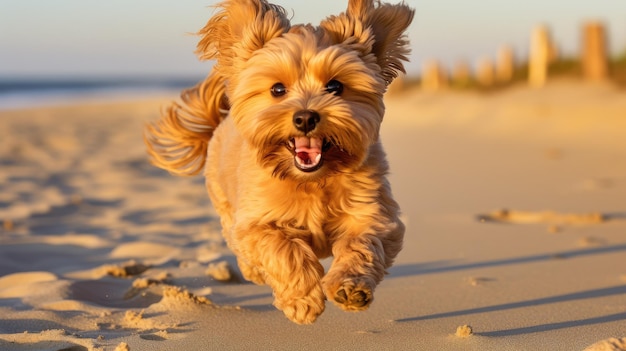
left=145, top=0, right=413, bottom=324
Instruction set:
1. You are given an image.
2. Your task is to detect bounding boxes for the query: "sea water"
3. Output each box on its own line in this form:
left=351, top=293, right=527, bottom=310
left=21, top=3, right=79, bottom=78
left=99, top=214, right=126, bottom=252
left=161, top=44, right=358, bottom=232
left=0, top=77, right=201, bottom=110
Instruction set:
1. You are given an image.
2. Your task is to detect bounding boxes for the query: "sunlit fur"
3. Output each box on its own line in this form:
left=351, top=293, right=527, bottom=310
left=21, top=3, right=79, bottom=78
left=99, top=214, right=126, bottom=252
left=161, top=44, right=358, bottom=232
left=145, top=0, right=413, bottom=324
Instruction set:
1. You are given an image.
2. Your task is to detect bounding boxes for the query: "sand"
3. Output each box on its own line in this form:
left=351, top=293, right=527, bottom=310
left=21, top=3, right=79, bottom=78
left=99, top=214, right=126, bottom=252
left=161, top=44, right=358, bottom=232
left=0, top=80, right=625, bottom=350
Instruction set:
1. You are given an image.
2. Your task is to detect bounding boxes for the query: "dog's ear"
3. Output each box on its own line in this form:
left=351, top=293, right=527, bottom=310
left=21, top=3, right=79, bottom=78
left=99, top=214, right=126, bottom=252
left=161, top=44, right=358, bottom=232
left=322, top=0, right=414, bottom=86
left=196, top=0, right=291, bottom=78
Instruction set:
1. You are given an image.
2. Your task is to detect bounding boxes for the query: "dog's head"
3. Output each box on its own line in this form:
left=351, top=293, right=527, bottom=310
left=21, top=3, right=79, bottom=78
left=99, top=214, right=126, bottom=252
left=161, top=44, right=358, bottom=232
left=197, top=0, right=413, bottom=180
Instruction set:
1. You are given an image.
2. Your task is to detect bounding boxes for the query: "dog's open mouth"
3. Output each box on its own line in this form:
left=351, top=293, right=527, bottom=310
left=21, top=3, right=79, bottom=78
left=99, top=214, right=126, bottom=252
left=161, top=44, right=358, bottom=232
left=287, top=137, right=332, bottom=172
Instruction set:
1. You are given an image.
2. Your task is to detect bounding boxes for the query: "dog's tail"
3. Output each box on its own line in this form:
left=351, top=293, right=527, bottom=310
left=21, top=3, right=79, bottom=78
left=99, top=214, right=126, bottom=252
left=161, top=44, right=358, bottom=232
left=144, top=71, right=228, bottom=176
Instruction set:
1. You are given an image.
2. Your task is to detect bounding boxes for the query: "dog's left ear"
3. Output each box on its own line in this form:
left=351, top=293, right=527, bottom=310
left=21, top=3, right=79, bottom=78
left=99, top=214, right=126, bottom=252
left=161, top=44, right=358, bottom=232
left=322, top=0, right=414, bottom=86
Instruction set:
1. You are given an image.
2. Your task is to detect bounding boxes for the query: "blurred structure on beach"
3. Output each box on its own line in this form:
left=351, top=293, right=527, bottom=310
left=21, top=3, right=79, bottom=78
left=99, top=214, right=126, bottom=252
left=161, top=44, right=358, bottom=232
left=528, top=25, right=558, bottom=88
left=420, top=60, right=448, bottom=91
left=475, top=58, right=495, bottom=87
left=496, top=46, right=516, bottom=84
left=582, top=22, right=609, bottom=82
left=409, top=21, right=625, bottom=93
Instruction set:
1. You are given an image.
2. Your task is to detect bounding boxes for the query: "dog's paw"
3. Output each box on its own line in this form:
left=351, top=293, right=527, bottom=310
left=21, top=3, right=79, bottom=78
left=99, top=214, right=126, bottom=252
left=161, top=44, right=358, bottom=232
left=274, top=286, right=325, bottom=324
left=280, top=297, right=325, bottom=325
left=325, top=280, right=373, bottom=312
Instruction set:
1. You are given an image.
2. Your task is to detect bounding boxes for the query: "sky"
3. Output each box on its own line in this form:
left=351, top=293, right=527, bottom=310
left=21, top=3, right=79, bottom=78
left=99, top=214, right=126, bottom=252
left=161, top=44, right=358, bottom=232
left=1, top=0, right=625, bottom=79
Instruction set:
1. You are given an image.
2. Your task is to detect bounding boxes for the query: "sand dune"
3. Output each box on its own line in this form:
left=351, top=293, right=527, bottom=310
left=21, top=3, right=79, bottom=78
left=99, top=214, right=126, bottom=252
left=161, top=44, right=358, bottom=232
left=0, top=81, right=625, bottom=350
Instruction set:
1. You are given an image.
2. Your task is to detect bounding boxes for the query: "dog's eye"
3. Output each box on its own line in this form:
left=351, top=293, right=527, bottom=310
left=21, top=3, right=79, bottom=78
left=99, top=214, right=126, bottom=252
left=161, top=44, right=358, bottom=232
left=325, top=80, right=343, bottom=96
left=270, top=83, right=287, bottom=97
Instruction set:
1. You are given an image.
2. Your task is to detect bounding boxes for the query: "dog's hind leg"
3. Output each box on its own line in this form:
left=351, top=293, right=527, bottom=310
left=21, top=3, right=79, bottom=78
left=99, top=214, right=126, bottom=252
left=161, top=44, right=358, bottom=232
left=235, top=257, right=266, bottom=285
left=237, top=227, right=326, bottom=324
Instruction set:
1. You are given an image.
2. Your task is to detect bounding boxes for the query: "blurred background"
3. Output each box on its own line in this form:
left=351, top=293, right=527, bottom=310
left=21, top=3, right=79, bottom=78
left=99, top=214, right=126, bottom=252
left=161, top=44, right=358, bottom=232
left=1, top=0, right=625, bottom=107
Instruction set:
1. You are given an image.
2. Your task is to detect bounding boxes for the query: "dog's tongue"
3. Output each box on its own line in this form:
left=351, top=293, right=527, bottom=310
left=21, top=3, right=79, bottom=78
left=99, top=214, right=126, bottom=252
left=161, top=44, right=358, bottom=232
left=294, top=136, right=323, bottom=169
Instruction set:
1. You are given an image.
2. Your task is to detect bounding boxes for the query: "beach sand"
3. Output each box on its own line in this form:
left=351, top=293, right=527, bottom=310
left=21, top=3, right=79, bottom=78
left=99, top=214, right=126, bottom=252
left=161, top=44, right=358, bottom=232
left=1, top=80, right=625, bottom=350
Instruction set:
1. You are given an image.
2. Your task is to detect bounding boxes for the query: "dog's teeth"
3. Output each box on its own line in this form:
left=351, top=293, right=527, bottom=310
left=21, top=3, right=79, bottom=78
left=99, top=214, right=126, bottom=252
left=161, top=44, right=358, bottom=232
left=315, top=154, right=321, bottom=164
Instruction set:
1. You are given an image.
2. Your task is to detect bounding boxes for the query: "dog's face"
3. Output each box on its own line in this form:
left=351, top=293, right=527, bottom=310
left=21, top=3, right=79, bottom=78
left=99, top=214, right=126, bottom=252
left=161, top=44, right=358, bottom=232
left=197, top=0, right=414, bottom=181
left=230, top=29, right=386, bottom=180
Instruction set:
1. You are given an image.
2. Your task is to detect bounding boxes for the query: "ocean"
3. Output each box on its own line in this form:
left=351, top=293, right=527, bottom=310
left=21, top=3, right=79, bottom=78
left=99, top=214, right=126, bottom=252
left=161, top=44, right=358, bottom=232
left=0, top=77, right=203, bottom=110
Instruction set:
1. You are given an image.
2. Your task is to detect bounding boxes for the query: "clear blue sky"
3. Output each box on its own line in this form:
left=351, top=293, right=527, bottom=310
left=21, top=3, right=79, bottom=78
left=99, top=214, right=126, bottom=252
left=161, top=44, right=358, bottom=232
left=1, top=0, right=625, bottom=79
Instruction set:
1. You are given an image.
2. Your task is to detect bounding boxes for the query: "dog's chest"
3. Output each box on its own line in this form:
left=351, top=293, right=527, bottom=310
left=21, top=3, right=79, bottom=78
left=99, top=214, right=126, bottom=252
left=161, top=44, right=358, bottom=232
left=257, top=182, right=343, bottom=257
left=270, top=185, right=330, bottom=228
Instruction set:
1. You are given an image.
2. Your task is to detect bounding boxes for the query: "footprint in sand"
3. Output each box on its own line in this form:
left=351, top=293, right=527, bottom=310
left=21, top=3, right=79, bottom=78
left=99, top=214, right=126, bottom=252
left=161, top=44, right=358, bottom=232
left=583, top=337, right=626, bottom=351
left=68, top=278, right=161, bottom=309
left=477, top=209, right=606, bottom=225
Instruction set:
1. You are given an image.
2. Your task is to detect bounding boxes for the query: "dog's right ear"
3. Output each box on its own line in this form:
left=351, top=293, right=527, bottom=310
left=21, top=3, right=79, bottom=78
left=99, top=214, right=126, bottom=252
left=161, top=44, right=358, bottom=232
left=196, top=0, right=291, bottom=79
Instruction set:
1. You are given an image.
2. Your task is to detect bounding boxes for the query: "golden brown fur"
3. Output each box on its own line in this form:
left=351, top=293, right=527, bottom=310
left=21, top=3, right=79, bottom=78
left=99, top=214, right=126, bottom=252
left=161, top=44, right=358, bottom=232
left=145, top=0, right=413, bottom=324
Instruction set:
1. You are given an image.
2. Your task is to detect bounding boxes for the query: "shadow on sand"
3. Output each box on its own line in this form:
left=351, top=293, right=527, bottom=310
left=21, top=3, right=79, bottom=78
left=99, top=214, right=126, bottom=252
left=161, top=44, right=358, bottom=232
left=393, top=243, right=626, bottom=336
left=397, top=284, right=626, bottom=323
left=388, top=243, right=626, bottom=278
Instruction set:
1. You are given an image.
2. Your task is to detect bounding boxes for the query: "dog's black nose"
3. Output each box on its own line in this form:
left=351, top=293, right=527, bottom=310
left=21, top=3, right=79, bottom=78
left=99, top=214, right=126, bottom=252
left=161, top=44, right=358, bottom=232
left=293, top=110, right=320, bottom=134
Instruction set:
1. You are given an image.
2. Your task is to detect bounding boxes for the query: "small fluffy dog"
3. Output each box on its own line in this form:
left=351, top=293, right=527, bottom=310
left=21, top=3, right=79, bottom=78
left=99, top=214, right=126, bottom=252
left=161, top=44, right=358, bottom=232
left=145, top=0, right=413, bottom=324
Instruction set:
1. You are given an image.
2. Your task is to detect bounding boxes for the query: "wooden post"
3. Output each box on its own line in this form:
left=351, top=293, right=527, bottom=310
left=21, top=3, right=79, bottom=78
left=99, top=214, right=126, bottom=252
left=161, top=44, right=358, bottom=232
left=476, top=58, right=495, bottom=87
left=528, top=25, right=552, bottom=87
left=421, top=60, right=447, bottom=91
left=582, top=21, right=608, bottom=81
left=496, top=46, right=515, bottom=83
left=452, top=60, right=472, bottom=87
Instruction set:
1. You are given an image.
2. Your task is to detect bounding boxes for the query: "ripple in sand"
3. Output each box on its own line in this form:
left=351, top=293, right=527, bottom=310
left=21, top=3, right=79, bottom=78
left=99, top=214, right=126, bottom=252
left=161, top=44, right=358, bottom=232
left=0, top=271, right=60, bottom=299
left=98, top=260, right=152, bottom=278
left=109, top=241, right=181, bottom=265
left=0, top=271, right=57, bottom=289
left=0, top=329, right=95, bottom=351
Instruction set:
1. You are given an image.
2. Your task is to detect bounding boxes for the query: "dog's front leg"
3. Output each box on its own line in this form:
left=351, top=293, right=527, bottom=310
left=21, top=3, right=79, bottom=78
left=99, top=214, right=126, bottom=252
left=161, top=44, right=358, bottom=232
left=322, top=219, right=404, bottom=312
left=237, top=225, right=326, bottom=324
